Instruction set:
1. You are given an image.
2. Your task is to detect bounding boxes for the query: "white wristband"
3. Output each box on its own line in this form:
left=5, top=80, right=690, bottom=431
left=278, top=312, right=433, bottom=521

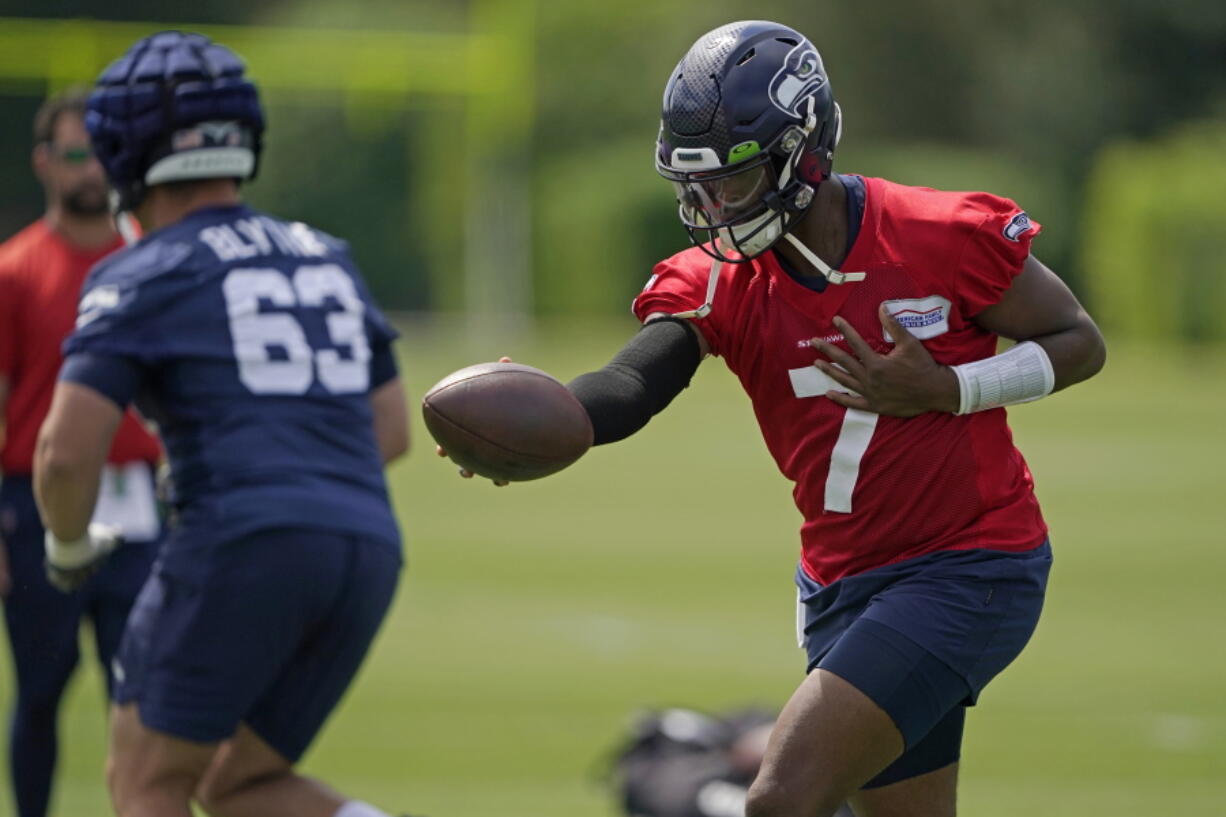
left=44, top=531, right=96, bottom=569
left=951, top=341, right=1055, bottom=415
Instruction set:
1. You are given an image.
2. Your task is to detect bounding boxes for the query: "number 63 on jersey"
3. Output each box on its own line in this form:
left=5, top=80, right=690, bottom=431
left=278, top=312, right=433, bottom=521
left=222, top=264, right=372, bottom=396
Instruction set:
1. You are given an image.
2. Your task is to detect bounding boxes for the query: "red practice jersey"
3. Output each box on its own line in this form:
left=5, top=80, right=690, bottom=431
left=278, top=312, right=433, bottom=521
left=633, top=176, right=1048, bottom=584
left=0, top=220, right=161, bottom=475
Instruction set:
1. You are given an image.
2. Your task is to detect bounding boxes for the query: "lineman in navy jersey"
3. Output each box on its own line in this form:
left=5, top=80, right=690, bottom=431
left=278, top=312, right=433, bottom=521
left=68, top=204, right=402, bottom=565
left=67, top=204, right=402, bottom=573
left=34, top=32, right=411, bottom=817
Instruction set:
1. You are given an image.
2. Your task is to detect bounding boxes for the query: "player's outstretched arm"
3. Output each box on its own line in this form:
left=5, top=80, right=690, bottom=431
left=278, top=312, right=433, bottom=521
left=371, top=376, right=410, bottom=464
left=565, top=314, right=706, bottom=445
left=437, top=319, right=705, bottom=485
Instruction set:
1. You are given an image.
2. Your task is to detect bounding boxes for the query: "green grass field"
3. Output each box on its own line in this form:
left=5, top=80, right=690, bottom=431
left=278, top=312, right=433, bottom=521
left=5, top=319, right=1224, bottom=816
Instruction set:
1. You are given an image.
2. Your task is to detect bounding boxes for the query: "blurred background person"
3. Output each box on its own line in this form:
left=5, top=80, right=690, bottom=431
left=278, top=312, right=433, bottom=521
left=0, top=88, right=162, bottom=817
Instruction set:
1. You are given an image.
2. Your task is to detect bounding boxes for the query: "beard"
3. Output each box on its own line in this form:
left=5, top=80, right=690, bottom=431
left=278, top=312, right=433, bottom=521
left=61, top=182, right=111, bottom=216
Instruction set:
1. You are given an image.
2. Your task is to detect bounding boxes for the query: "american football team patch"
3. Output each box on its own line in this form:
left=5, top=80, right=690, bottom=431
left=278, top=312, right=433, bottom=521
left=1003, top=211, right=1035, bottom=242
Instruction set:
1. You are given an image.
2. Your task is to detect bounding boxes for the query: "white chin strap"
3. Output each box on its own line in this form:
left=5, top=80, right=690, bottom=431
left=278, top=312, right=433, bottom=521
left=782, top=232, right=865, bottom=284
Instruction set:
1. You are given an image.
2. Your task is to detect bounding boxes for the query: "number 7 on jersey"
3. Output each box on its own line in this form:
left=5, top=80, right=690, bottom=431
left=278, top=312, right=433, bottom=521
left=788, top=366, right=879, bottom=513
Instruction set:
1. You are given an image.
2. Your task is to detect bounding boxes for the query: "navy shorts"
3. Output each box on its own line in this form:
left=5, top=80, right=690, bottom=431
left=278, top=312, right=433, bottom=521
left=113, top=527, right=400, bottom=762
left=796, top=542, right=1052, bottom=787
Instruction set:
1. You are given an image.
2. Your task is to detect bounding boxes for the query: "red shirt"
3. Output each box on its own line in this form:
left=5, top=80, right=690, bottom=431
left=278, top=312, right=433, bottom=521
left=0, top=220, right=161, bottom=475
left=634, top=177, right=1048, bottom=584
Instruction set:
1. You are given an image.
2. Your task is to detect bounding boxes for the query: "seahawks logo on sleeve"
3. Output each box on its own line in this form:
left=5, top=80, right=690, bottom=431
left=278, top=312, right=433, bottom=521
left=1003, top=211, right=1035, bottom=242
left=76, top=284, right=121, bottom=328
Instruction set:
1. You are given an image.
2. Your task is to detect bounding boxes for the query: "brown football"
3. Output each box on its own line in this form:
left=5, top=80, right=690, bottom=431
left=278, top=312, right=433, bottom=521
left=422, top=362, right=594, bottom=482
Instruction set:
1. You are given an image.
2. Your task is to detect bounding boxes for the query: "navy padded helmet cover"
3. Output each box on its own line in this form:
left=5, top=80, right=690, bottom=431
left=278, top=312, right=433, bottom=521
left=86, top=31, right=264, bottom=190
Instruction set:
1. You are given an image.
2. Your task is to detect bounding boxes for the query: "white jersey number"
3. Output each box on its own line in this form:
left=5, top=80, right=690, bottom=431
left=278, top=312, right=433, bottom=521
left=222, top=265, right=370, bottom=395
left=788, top=366, right=879, bottom=513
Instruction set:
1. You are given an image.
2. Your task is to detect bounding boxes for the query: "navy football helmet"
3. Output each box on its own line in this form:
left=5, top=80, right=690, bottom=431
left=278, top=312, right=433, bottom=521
left=86, top=31, right=265, bottom=211
left=656, top=21, right=841, bottom=263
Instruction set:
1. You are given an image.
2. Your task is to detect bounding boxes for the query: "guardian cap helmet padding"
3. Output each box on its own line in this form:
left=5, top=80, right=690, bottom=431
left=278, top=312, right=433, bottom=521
left=86, top=31, right=265, bottom=211
left=656, top=21, right=841, bottom=263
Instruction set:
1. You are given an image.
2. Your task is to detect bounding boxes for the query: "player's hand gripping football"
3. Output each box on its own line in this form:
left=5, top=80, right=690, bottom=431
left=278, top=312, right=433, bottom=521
left=809, top=305, right=961, bottom=418
left=436, top=445, right=510, bottom=487
left=43, top=523, right=124, bottom=593
left=434, top=356, right=513, bottom=487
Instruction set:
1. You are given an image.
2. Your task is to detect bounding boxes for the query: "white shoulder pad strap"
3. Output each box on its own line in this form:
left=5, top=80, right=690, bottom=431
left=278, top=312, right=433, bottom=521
left=669, top=259, right=722, bottom=320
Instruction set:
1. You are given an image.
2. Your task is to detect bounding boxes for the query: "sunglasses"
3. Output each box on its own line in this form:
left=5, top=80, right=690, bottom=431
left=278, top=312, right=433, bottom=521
left=51, top=145, right=95, bottom=165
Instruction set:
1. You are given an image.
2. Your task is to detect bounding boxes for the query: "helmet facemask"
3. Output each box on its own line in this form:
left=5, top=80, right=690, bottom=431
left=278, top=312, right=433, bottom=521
left=658, top=103, right=820, bottom=264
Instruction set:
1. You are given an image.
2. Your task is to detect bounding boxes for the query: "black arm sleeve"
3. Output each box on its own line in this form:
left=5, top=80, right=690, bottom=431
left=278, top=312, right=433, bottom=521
left=566, top=317, right=701, bottom=445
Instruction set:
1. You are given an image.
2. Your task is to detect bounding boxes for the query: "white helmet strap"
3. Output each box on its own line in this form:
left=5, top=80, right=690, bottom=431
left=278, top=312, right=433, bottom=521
left=804, top=95, right=819, bottom=134
left=783, top=232, right=865, bottom=285
left=780, top=96, right=819, bottom=191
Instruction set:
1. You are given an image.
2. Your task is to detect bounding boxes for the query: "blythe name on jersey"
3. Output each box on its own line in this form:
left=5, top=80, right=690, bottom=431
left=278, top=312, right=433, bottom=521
left=199, top=217, right=329, bottom=263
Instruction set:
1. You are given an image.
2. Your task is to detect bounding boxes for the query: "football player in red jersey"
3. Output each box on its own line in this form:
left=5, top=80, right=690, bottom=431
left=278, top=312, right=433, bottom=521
left=0, top=89, right=161, bottom=817
left=442, top=20, right=1106, bottom=817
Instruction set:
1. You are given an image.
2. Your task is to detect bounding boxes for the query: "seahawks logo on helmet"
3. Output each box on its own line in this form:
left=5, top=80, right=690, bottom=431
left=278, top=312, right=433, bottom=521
left=171, top=121, right=245, bottom=151
left=768, top=42, right=826, bottom=117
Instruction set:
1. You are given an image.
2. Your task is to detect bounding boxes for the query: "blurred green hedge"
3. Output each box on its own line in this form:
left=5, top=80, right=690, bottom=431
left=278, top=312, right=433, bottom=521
left=1082, top=121, right=1226, bottom=343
